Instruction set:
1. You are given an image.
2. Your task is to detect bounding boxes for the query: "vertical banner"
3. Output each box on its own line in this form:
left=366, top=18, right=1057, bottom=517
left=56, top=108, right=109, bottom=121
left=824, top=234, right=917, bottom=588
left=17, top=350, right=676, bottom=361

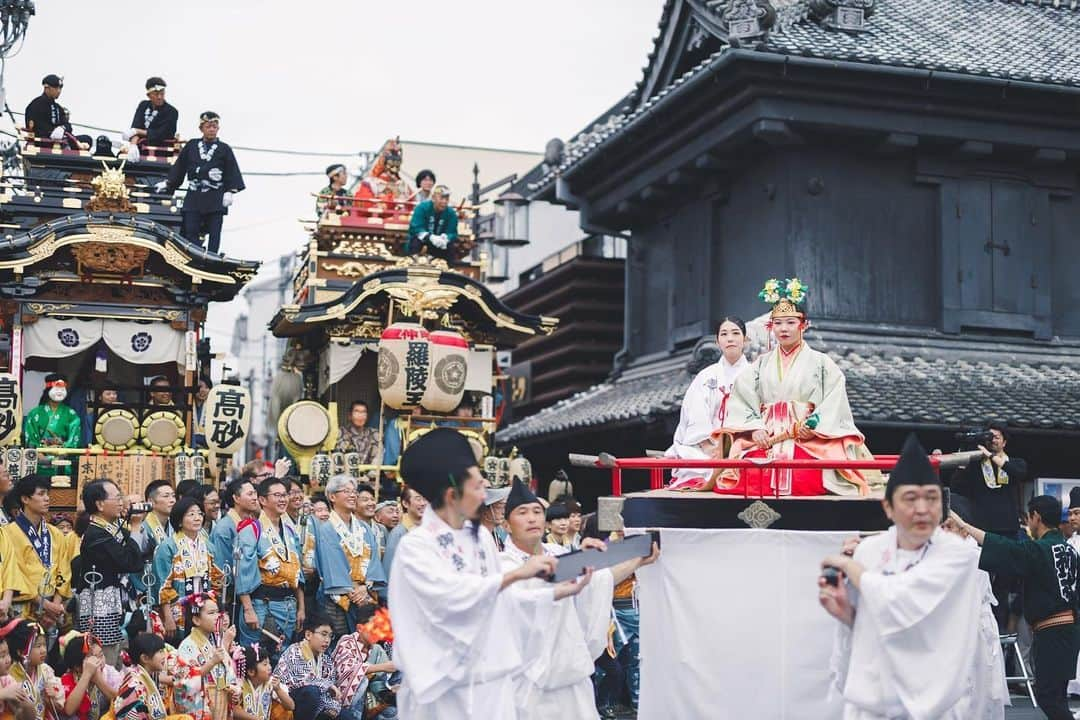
left=10, top=325, right=21, bottom=382
left=184, top=330, right=198, bottom=371
left=0, top=373, right=21, bottom=446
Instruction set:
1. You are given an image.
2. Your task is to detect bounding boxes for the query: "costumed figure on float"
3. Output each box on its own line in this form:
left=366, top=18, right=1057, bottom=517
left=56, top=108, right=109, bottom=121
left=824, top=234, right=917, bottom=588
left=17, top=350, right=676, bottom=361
left=353, top=139, right=413, bottom=206
left=24, top=374, right=81, bottom=479
left=709, top=278, right=883, bottom=497
left=666, top=317, right=750, bottom=490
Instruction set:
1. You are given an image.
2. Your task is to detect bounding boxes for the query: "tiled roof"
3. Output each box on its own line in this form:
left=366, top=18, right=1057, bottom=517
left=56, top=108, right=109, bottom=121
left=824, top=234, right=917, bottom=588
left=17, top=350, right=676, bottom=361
left=498, top=337, right=1080, bottom=442
left=527, top=0, right=1080, bottom=195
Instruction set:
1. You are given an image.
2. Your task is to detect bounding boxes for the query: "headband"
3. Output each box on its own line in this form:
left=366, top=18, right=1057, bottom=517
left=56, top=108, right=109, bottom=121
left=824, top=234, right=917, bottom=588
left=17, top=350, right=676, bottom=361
left=45, top=379, right=67, bottom=389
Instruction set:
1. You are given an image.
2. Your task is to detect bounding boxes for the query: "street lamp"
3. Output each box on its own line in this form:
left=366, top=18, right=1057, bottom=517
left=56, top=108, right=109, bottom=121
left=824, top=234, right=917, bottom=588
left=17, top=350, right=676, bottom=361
left=493, top=190, right=529, bottom=247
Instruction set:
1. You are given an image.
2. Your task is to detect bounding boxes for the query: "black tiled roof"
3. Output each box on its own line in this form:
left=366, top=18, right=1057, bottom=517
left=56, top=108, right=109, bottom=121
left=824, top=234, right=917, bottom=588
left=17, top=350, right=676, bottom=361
left=498, top=337, right=1080, bottom=442
left=527, top=0, right=1080, bottom=196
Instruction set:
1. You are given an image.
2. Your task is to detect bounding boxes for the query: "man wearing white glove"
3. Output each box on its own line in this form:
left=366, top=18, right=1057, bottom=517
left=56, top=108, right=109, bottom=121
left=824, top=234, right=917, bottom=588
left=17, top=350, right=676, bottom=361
left=406, top=185, right=460, bottom=261
left=164, top=111, right=246, bottom=254
left=122, top=77, right=179, bottom=155
left=25, top=74, right=82, bottom=148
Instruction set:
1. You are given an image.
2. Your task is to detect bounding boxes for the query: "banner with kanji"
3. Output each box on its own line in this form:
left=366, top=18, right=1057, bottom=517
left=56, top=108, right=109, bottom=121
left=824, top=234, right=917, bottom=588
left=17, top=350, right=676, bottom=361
left=204, top=384, right=251, bottom=456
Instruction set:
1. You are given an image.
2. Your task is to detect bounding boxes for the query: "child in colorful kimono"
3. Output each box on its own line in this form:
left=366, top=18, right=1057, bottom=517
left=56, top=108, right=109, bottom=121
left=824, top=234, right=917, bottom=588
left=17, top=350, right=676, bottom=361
left=111, top=632, right=193, bottom=720
left=169, top=594, right=237, bottom=720
left=232, top=644, right=293, bottom=720
left=0, top=620, right=34, bottom=720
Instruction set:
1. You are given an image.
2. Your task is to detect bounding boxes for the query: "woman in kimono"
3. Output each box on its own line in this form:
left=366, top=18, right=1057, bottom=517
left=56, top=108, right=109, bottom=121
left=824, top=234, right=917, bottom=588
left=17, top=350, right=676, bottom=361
left=168, top=594, right=237, bottom=720
left=666, top=317, right=751, bottom=490
left=154, top=498, right=223, bottom=641
left=23, top=374, right=82, bottom=478
left=713, top=278, right=883, bottom=497
left=111, top=632, right=193, bottom=720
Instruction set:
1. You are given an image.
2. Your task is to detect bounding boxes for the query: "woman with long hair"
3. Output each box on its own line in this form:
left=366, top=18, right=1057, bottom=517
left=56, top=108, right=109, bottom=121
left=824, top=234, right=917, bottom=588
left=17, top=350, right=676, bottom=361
left=169, top=594, right=236, bottom=720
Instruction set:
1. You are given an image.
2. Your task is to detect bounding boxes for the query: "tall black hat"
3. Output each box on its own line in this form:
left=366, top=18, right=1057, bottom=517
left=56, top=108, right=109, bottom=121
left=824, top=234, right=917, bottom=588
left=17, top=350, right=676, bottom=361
left=505, top=477, right=541, bottom=516
left=885, top=434, right=940, bottom=500
left=399, top=428, right=477, bottom=503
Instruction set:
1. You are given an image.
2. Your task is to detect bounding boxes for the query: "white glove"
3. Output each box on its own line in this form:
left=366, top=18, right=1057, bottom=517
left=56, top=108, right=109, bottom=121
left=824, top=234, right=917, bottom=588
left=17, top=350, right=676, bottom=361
left=153, top=180, right=168, bottom=193
left=122, top=128, right=136, bottom=141
left=49, top=126, right=64, bottom=141
left=222, top=192, right=233, bottom=208
left=430, top=234, right=449, bottom=249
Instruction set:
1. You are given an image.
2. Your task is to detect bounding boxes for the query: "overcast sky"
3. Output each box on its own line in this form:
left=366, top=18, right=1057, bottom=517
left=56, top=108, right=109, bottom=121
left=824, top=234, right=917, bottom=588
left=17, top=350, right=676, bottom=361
left=6, top=0, right=664, bottom=347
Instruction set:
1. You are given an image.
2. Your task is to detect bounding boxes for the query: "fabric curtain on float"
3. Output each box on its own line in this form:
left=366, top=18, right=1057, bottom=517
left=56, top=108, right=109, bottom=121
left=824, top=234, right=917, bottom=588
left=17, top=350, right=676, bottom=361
left=24, top=317, right=186, bottom=367
left=327, top=342, right=372, bottom=387
left=633, top=528, right=848, bottom=719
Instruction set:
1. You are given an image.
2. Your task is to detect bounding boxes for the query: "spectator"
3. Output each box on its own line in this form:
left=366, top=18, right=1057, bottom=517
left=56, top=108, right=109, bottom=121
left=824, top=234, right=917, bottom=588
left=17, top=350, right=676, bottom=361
left=413, top=169, right=435, bottom=204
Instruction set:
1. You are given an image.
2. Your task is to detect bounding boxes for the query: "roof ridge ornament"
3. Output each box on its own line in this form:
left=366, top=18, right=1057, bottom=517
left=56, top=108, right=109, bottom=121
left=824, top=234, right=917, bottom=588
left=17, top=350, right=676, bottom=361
left=719, top=0, right=777, bottom=47
left=808, top=0, right=874, bottom=32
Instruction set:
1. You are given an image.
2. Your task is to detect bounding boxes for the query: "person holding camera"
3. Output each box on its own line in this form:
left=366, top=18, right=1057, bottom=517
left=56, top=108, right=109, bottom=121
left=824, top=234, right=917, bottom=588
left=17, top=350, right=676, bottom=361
left=76, top=479, right=144, bottom=667
left=818, top=436, right=986, bottom=719
left=950, top=422, right=1028, bottom=629
left=950, top=495, right=1080, bottom=720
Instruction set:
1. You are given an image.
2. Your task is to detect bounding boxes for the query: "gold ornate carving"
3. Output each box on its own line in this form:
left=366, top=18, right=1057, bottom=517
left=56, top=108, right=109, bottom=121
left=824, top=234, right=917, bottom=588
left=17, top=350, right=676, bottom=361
left=322, top=261, right=387, bottom=278
left=387, top=284, right=459, bottom=321
left=327, top=320, right=383, bottom=339
left=394, top=254, right=449, bottom=271
left=133, top=307, right=184, bottom=321
left=25, top=303, right=75, bottom=314
left=71, top=242, right=150, bottom=275
left=330, top=239, right=396, bottom=258
left=86, top=160, right=135, bottom=213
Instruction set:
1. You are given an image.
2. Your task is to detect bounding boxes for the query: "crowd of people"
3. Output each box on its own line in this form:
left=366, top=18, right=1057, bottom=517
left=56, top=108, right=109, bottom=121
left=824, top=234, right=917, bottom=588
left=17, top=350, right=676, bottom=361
left=0, top=425, right=650, bottom=719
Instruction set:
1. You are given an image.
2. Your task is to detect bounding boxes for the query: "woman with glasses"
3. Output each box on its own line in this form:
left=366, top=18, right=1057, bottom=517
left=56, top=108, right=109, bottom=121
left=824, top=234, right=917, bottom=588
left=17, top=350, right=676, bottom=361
left=75, top=479, right=143, bottom=667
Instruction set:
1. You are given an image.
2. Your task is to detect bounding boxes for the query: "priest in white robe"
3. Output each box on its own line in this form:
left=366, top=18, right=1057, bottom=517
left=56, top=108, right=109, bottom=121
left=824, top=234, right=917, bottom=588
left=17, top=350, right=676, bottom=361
left=498, top=478, right=659, bottom=719
left=818, top=435, right=986, bottom=720
left=666, top=317, right=750, bottom=490
left=388, top=428, right=593, bottom=720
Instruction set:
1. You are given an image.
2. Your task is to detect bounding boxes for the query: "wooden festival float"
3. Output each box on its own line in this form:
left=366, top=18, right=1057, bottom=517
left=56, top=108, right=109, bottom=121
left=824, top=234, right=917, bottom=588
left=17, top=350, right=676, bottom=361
left=0, top=130, right=259, bottom=513
left=268, top=158, right=555, bottom=490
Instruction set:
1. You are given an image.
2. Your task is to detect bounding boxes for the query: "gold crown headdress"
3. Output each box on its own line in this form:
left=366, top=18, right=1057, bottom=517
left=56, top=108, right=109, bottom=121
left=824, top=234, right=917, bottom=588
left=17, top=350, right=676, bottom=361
left=758, top=277, right=808, bottom=319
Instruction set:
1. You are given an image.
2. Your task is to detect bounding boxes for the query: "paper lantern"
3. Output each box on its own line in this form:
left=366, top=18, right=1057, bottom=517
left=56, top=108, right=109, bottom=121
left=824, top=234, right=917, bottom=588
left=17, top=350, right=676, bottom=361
left=421, top=331, right=469, bottom=413
left=205, top=385, right=252, bottom=456
left=0, top=374, right=21, bottom=447
left=509, top=456, right=533, bottom=486
left=377, top=323, right=430, bottom=410
left=310, top=452, right=332, bottom=489
left=345, top=452, right=362, bottom=478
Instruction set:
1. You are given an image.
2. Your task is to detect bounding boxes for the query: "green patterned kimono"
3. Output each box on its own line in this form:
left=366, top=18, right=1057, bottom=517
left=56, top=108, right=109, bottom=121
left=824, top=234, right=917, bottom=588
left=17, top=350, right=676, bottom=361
left=24, top=402, right=82, bottom=476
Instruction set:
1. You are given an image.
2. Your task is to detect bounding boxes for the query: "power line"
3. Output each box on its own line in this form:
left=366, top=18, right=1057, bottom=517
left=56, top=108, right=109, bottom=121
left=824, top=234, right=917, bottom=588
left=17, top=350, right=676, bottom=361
left=7, top=110, right=362, bottom=157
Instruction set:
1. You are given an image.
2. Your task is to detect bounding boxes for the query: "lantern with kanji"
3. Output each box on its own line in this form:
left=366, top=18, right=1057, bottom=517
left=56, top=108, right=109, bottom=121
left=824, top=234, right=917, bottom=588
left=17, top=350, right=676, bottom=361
left=421, top=330, right=469, bottom=413
left=205, top=385, right=251, bottom=456
left=377, top=323, right=431, bottom=410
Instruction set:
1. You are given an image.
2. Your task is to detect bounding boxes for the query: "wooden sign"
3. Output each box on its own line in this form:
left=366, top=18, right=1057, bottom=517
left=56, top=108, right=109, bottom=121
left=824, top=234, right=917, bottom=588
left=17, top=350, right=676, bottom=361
left=0, top=373, right=21, bottom=447
left=205, top=385, right=251, bottom=457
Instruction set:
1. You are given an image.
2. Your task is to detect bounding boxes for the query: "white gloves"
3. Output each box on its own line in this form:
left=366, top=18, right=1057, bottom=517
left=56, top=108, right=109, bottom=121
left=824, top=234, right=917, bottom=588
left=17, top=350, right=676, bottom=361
left=430, top=233, right=449, bottom=249
left=122, top=128, right=136, bottom=141
left=49, top=126, right=64, bottom=141
left=153, top=180, right=168, bottom=193
left=222, top=192, right=233, bottom=208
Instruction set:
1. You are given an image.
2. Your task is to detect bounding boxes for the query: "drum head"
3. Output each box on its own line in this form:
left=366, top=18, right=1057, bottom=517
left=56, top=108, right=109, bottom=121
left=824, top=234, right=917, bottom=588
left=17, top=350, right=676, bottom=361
left=145, top=416, right=181, bottom=448
left=286, top=403, right=330, bottom=447
left=101, top=416, right=137, bottom=447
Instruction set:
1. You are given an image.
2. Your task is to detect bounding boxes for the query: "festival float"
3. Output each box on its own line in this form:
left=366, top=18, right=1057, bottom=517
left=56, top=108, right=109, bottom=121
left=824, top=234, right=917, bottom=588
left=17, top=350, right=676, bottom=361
left=0, top=128, right=259, bottom=513
left=268, top=139, right=554, bottom=490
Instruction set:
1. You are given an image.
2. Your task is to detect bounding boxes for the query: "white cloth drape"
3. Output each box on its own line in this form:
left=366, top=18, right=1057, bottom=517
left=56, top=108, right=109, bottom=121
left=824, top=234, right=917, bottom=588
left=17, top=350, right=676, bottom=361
left=466, top=349, right=492, bottom=393
left=24, top=317, right=187, bottom=367
left=327, top=342, right=373, bottom=387
left=634, top=528, right=848, bottom=720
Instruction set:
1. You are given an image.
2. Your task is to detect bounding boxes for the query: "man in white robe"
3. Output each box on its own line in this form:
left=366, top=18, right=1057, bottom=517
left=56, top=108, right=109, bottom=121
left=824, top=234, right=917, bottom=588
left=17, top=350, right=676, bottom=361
left=497, top=478, right=658, bottom=719
left=818, top=435, right=986, bottom=720
left=388, top=428, right=592, bottom=720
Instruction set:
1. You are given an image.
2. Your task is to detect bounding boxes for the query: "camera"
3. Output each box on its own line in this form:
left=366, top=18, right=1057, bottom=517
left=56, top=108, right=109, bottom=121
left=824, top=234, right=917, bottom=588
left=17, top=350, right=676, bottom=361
left=954, top=428, right=995, bottom=450
left=127, top=502, right=152, bottom=517
left=821, top=566, right=842, bottom=587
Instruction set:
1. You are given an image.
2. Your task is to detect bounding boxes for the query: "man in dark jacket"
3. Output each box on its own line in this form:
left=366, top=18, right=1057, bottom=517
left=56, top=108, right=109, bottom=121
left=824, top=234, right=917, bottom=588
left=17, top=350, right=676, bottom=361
left=952, top=495, right=1080, bottom=720
left=123, top=76, right=179, bottom=151
left=160, top=111, right=245, bottom=254
left=950, top=421, right=1028, bottom=629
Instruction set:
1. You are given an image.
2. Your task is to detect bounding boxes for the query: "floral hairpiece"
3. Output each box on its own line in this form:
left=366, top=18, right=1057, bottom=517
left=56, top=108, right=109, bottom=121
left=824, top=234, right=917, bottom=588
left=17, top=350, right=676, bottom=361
left=758, top=277, right=809, bottom=306
left=180, top=591, right=216, bottom=612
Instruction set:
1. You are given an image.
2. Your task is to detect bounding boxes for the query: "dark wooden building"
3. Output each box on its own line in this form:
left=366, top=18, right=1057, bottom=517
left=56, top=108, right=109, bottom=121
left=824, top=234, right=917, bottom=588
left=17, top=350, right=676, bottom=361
left=498, top=238, right=624, bottom=421
left=499, top=0, right=1080, bottom=501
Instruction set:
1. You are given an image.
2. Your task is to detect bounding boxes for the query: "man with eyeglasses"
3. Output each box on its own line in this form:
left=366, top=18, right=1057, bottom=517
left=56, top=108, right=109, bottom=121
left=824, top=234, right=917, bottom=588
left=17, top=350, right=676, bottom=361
left=274, top=614, right=361, bottom=720
left=235, top=477, right=304, bottom=657
left=310, top=474, right=386, bottom=640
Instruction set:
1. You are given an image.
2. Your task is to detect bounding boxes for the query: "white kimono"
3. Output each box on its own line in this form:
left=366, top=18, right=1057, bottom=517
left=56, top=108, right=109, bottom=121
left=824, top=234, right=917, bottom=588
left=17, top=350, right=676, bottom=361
left=1069, top=532, right=1080, bottom=695
left=666, top=355, right=748, bottom=489
left=830, top=527, right=984, bottom=720
left=389, top=506, right=555, bottom=719
left=963, top=536, right=1009, bottom=720
left=499, top=541, right=615, bottom=720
